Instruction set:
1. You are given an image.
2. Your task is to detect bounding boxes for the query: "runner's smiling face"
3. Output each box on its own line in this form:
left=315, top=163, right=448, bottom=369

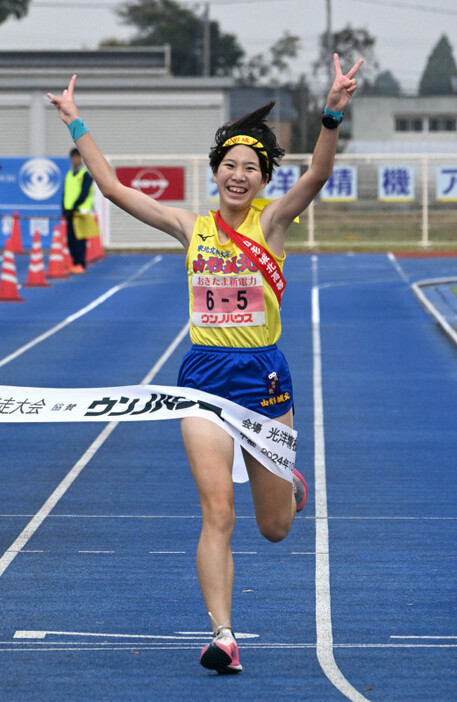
left=213, top=145, right=267, bottom=208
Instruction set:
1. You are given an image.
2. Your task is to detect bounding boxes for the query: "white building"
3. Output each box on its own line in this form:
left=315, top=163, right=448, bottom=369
left=0, top=49, right=232, bottom=156
left=0, top=50, right=233, bottom=247
left=349, top=95, right=457, bottom=154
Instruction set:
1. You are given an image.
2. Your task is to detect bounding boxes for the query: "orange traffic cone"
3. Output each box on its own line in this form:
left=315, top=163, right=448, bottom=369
left=60, top=224, right=72, bottom=271
left=60, top=216, right=68, bottom=246
left=0, top=239, right=25, bottom=302
left=88, top=235, right=106, bottom=264
left=9, top=211, right=25, bottom=254
left=24, top=231, right=51, bottom=288
left=86, top=214, right=105, bottom=264
left=47, top=227, right=68, bottom=279
left=86, top=237, right=96, bottom=264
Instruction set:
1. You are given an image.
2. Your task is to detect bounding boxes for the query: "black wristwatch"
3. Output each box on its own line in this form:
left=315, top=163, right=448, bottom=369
left=322, top=109, right=343, bottom=130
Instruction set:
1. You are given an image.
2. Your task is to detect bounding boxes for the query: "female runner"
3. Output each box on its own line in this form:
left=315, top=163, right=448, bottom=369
left=48, top=52, right=362, bottom=674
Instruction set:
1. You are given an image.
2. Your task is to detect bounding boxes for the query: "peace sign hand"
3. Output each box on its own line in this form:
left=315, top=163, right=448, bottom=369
left=326, top=53, right=364, bottom=112
left=47, top=74, right=79, bottom=126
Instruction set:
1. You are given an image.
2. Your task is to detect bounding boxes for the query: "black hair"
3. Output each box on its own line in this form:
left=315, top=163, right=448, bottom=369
left=70, top=147, right=80, bottom=157
left=209, top=102, right=285, bottom=183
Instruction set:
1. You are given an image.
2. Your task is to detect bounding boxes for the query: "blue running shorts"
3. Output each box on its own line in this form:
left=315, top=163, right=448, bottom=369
left=177, top=344, right=293, bottom=419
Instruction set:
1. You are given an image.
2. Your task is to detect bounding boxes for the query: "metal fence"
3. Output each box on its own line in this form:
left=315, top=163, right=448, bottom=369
left=3, top=154, right=455, bottom=251
left=106, top=152, right=457, bottom=251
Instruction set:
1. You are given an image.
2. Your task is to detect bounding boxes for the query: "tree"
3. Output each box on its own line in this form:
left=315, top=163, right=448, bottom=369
left=209, top=19, right=245, bottom=77
left=369, top=70, right=401, bottom=96
left=0, top=0, right=30, bottom=25
left=419, top=35, right=457, bottom=95
left=313, top=25, right=378, bottom=93
left=237, top=32, right=301, bottom=85
left=110, top=0, right=244, bottom=77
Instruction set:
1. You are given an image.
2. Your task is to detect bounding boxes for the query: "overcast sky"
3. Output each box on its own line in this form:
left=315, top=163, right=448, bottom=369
left=1, top=0, right=456, bottom=93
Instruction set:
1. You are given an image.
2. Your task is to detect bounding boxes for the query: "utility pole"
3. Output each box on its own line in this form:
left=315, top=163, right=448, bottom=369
left=298, top=75, right=309, bottom=153
left=326, top=0, right=333, bottom=85
left=273, top=89, right=281, bottom=141
left=203, top=2, right=210, bottom=77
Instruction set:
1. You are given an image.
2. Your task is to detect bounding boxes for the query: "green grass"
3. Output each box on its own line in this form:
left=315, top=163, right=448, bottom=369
left=285, top=205, right=457, bottom=251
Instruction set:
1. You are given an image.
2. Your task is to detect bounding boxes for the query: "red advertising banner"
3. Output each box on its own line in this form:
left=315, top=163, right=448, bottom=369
left=115, top=167, right=185, bottom=201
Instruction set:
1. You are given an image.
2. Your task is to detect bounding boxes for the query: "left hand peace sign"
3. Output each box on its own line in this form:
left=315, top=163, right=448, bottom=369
left=326, top=53, right=364, bottom=112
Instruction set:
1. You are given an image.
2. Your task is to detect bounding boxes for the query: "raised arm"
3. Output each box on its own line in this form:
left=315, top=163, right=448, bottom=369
left=47, top=75, right=196, bottom=248
left=261, top=54, right=363, bottom=253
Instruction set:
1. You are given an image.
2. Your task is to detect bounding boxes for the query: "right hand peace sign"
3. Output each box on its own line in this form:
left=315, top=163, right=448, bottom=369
left=326, top=54, right=364, bottom=112
left=47, top=74, right=79, bottom=126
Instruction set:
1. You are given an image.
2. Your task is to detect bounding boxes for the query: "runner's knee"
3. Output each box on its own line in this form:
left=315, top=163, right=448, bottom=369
left=257, top=515, right=291, bottom=543
left=201, top=497, right=235, bottom=535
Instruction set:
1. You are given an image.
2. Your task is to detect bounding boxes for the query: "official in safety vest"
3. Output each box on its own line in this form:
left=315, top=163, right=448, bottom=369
left=62, top=147, right=94, bottom=273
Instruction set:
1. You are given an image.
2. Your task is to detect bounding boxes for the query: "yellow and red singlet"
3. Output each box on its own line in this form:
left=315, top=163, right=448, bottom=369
left=185, top=207, right=285, bottom=348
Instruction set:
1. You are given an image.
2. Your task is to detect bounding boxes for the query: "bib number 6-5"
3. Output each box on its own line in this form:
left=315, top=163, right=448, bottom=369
left=206, top=289, right=247, bottom=310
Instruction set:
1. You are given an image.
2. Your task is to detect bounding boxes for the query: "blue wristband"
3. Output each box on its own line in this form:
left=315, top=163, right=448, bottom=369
left=324, top=107, right=344, bottom=120
left=68, top=118, right=88, bottom=141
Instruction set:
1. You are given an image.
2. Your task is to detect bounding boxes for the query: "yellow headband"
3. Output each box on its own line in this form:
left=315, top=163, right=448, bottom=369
left=221, top=135, right=269, bottom=168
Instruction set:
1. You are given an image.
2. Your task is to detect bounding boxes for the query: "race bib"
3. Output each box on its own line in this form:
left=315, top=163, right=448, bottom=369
left=192, top=273, right=265, bottom=328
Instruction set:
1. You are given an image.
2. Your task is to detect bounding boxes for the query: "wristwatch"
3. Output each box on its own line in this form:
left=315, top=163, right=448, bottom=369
left=322, top=108, right=343, bottom=130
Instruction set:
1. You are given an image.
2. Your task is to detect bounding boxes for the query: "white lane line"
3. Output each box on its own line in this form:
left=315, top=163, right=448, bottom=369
left=2, top=514, right=456, bottom=527
left=13, top=632, right=207, bottom=641
left=0, top=319, right=190, bottom=580
left=0, top=256, right=162, bottom=369
left=148, top=551, right=186, bottom=555
left=3, top=643, right=457, bottom=652
left=390, top=636, right=457, bottom=641
left=292, top=552, right=316, bottom=555
left=411, top=278, right=457, bottom=347
left=0, top=514, right=260, bottom=520
left=0, top=647, right=207, bottom=652
left=13, top=630, right=258, bottom=640
left=312, top=257, right=370, bottom=702
left=141, top=320, right=190, bottom=385
left=388, top=250, right=457, bottom=348
left=326, top=516, right=457, bottom=521
left=0, top=423, right=118, bottom=578
left=387, top=252, right=409, bottom=283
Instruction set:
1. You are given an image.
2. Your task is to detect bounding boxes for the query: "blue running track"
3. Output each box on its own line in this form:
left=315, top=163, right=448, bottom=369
left=0, top=252, right=456, bottom=701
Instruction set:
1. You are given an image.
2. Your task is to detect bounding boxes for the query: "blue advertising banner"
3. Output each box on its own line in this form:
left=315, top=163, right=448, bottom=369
left=0, top=156, right=69, bottom=249
left=436, top=166, right=457, bottom=201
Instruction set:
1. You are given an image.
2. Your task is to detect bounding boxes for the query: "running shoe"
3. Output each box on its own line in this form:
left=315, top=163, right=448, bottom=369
left=200, top=621, right=242, bottom=674
left=293, top=468, right=308, bottom=512
left=69, top=264, right=86, bottom=274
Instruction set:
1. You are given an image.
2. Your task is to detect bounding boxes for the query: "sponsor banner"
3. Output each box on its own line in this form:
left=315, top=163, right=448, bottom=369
left=116, top=167, right=185, bottom=200
left=378, top=166, right=415, bottom=202
left=436, top=166, right=457, bottom=201
left=321, top=166, right=357, bottom=202
left=0, top=383, right=297, bottom=484
left=0, top=157, right=68, bottom=249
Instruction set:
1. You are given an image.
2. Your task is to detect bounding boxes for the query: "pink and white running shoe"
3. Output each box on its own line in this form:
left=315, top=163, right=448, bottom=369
left=200, top=620, right=242, bottom=674
left=293, top=469, right=308, bottom=512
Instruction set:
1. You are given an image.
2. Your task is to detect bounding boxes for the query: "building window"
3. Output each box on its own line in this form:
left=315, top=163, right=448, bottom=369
left=395, top=116, right=423, bottom=132
left=429, top=117, right=456, bottom=132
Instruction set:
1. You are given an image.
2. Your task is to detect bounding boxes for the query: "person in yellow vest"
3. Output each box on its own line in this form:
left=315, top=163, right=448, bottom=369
left=48, top=53, right=362, bottom=675
left=62, top=147, right=94, bottom=274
